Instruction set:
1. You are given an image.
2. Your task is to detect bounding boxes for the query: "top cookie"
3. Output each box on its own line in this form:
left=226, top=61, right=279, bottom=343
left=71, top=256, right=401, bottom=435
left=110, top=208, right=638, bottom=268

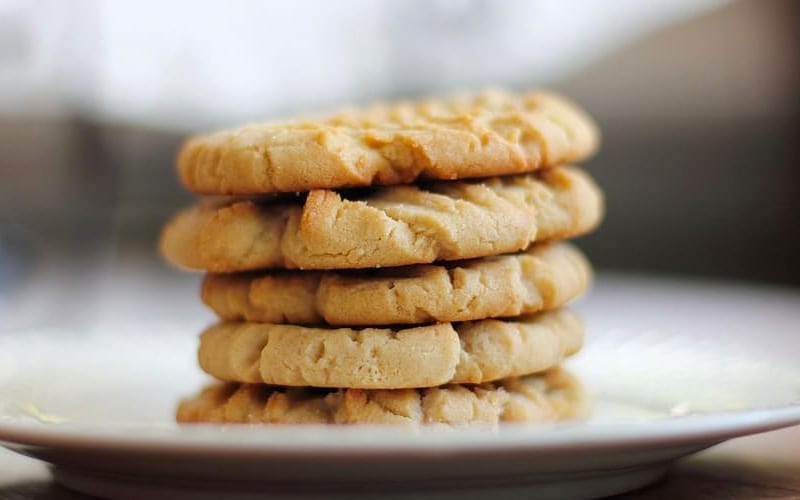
left=177, top=89, right=599, bottom=195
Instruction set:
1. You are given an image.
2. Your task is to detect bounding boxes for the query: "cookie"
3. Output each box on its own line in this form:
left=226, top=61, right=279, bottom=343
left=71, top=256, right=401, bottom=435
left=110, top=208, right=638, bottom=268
left=202, top=243, right=591, bottom=325
left=160, top=166, right=603, bottom=271
left=177, top=89, right=599, bottom=195
left=176, top=368, right=585, bottom=426
left=197, top=309, right=583, bottom=389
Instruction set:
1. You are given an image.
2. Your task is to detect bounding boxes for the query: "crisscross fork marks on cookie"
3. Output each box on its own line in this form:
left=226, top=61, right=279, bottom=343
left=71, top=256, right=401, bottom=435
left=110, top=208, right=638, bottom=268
left=177, top=90, right=599, bottom=195
left=160, top=166, right=603, bottom=271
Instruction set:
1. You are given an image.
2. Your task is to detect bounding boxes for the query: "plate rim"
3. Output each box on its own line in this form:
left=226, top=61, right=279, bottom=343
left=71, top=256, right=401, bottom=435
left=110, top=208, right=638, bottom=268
left=1, top=404, right=799, bottom=457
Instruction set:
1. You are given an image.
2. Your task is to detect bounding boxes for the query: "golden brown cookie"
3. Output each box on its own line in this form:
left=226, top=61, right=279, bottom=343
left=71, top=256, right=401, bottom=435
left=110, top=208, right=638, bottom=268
left=197, top=309, right=583, bottom=389
left=202, top=243, right=591, bottom=326
left=177, top=89, right=599, bottom=195
left=176, top=367, right=585, bottom=426
left=160, top=166, right=603, bottom=271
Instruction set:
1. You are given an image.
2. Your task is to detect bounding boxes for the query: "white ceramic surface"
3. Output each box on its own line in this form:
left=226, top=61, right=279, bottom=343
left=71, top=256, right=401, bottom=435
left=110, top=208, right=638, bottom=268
left=0, top=275, right=799, bottom=500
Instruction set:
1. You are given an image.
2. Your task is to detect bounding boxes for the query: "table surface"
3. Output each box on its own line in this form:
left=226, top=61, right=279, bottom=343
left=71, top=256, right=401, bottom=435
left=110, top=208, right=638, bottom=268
left=1, top=424, right=798, bottom=499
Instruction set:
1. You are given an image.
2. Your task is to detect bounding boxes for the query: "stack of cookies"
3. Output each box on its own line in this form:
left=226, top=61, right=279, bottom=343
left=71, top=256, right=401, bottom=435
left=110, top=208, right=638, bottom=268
left=161, top=89, right=604, bottom=426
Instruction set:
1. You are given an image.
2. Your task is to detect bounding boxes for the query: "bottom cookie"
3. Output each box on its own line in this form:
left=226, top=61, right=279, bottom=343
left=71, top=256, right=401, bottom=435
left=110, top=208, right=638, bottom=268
left=176, top=368, right=586, bottom=426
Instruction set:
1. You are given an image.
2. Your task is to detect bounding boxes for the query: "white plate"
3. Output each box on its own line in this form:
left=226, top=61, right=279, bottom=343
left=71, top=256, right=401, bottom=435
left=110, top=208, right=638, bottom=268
left=1, top=275, right=799, bottom=500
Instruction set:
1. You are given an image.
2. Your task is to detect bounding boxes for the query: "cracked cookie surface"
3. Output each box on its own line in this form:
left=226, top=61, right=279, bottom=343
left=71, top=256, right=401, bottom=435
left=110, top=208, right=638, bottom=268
left=160, top=166, right=603, bottom=271
left=202, top=243, right=591, bottom=326
left=177, top=89, right=598, bottom=195
left=197, top=309, right=583, bottom=389
left=176, top=367, right=585, bottom=426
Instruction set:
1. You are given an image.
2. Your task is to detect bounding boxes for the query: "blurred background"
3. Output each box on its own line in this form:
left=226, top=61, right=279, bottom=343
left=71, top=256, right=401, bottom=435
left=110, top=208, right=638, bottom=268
left=0, top=0, right=798, bottom=333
